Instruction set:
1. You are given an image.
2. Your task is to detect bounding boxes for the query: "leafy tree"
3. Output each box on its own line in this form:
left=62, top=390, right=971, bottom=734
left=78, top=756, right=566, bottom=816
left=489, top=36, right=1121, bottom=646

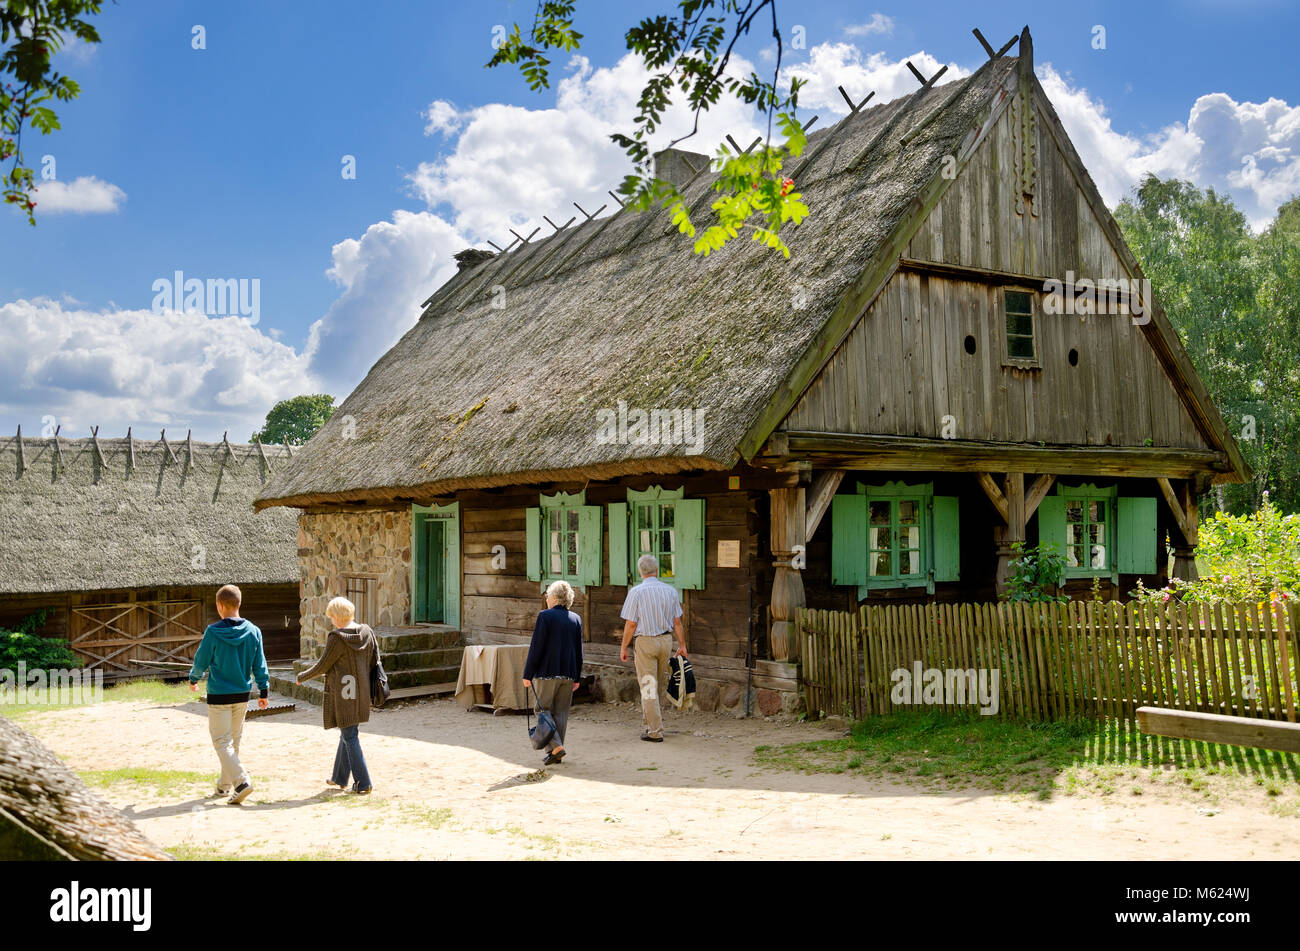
left=1115, top=176, right=1299, bottom=514
left=1, top=0, right=104, bottom=224
left=251, top=394, right=335, bottom=446
left=488, top=0, right=809, bottom=258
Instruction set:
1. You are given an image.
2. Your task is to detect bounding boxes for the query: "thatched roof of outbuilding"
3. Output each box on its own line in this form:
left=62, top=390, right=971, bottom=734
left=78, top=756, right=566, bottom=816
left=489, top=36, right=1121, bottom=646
left=0, top=714, right=171, bottom=860
left=0, top=430, right=298, bottom=595
left=256, top=55, right=1022, bottom=510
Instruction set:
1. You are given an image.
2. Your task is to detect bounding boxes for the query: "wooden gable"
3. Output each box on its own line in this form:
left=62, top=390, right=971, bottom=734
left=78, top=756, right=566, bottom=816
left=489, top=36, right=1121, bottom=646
left=779, top=70, right=1222, bottom=457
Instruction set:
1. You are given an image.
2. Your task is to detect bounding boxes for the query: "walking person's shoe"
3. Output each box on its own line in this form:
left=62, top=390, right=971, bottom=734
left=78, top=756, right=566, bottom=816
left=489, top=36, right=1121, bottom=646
left=352, top=786, right=372, bottom=795
left=213, top=785, right=232, bottom=798
left=543, top=746, right=566, bottom=765
left=227, top=782, right=254, bottom=805
left=641, top=732, right=663, bottom=743
left=325, top=779, right=346, bottom=788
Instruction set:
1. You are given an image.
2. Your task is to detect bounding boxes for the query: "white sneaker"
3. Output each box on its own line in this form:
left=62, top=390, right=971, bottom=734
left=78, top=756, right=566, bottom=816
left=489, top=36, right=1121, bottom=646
left=227, top=782, right=253, bottom=805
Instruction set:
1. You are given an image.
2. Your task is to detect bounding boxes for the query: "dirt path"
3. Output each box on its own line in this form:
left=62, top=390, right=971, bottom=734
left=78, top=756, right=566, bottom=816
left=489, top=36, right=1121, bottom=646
left=16, top=695, right=1300, bottom=860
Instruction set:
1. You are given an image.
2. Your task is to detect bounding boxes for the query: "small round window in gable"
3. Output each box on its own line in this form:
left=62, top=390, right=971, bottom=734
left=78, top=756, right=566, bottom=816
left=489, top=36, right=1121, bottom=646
left=1068, top=348, right=1079, bottom=366
left=964, top=335, right=977, bottom=355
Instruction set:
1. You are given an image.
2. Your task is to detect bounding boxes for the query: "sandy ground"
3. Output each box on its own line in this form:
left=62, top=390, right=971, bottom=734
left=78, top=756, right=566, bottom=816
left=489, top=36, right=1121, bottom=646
left=16, top=693, right=1300, bottom=860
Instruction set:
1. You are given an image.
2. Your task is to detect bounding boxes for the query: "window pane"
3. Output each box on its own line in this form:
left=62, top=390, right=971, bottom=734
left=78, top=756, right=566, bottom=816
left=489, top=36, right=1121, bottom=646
left=1066, top=502, right=1083, bottom=524
left=549, top=509, right=560, bottom=530
left=660, top=505, right=674, bottom=529
left=1091, top=544, right=1106, bottom=568
left=638, top=506, right=651, bottom=530
left=566, top=553, right=578, bottom=576
left=901, top=550, right=920, bottom=575
left=1006, top=291, right=1032, bottom=314
left=1091, top=501, right=1106, bottom=523
left=660, top=553, right=674, bottom=577
left=550, top=551, right=562, bottom=574
left=566, top=531, right=578, bottom=554
left=1069, top=544, right=1083, bottom=568
left=870, top=551, right=890, bottom=577
left=639, top=530, right=652, bottom=553
left=869, top=526, right=890, bottom=552
left=901, top=526, right=919, bottom=549
left=550, top=531, right=561, bottom=553
left=898, top=500, right=918, bottom=524
left=869, top=501, right=890, bottom=525
left=660, top=529, right=675, bottom=554
left=567, top=508, right=580, bottom=532
left=1008, top=312, right=1034, bottom=336
left=1008, top=335, right=1035, bottom=359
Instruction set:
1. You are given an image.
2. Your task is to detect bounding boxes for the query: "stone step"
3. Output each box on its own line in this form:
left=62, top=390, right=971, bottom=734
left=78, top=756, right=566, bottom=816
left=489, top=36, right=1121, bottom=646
left=377, top=630, right=462, bottom=652
left=383, top=647, right=463, bottom=671
left=389, top=664, right=460, bottom=690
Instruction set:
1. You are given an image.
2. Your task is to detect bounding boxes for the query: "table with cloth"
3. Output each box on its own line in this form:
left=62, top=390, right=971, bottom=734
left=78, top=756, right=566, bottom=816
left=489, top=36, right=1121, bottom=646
left=454, top=644, right=532, bottom=711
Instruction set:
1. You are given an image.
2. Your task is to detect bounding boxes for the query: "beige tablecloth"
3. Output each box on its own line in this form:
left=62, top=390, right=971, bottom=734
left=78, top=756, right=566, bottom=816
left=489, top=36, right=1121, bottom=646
left=454, top=645, right=531, bottom=711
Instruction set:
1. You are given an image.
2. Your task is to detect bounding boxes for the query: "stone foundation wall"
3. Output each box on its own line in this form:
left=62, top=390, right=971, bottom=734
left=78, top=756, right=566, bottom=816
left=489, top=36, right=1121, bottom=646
left=585, top=663, right=801, bottom=718
left=297, top=510, right=412, bottom=657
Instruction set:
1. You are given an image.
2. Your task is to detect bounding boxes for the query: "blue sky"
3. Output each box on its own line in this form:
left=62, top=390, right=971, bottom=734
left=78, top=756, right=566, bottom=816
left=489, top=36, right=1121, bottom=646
left=3, top=0, right=1299, bottom=441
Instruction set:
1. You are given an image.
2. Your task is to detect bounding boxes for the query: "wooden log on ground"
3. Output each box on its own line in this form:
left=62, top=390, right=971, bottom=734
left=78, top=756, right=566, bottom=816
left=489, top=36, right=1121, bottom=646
left=1137, top=705, right=1300, bottom=754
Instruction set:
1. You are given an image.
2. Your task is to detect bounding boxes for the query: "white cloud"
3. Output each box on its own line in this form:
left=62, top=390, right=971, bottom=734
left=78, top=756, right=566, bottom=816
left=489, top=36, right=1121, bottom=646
left=423, top=100, right=464, bottom=136
left=408, top=53, right=767, bottom=241
left=32, top=176, right=125, bottom=215
left=845, top=14, right=894, bottom=37
left=1038, top=64, right=1300, bottom=229
left=304, top=209, right=467, bottom=384
left=0, top=299, right=313, bottom=440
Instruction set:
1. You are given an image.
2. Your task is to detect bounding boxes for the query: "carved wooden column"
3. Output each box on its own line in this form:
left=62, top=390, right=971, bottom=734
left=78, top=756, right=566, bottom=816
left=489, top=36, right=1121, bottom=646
left=993, top=473, right=1026, bottom=597
left=1159, top=477, right=1200, bottom=583
left=769, top=486, right=806, bottom=662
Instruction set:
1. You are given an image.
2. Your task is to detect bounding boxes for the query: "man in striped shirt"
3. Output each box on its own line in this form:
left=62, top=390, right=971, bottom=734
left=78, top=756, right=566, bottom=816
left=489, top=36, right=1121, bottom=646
left=620, top=554, right=688, bottom=742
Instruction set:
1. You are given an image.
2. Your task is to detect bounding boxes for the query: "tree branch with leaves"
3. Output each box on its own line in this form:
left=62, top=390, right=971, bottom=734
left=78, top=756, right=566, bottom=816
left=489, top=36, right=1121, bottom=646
left=487, top=0, right=809, bottom=257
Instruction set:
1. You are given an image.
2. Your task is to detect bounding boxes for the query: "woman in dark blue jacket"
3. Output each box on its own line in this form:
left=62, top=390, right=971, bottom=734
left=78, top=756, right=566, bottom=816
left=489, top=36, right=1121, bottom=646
left=522, top=580, right=584, bottom=765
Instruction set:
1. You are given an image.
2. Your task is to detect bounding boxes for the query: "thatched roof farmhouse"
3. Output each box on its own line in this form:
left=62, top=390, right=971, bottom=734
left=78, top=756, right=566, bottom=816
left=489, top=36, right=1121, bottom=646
left=255, top=30, right=1247, bottom=715
left=1, top=430, right=302, bottom=672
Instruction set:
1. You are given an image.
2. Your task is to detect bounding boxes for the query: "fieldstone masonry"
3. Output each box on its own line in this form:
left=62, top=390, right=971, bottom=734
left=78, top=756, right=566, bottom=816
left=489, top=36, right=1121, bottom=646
left=297, top=510, right=412, bottom=657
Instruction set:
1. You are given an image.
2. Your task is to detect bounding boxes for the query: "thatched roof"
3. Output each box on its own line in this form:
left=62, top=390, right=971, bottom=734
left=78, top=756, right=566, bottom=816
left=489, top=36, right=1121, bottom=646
left=256, top=55, right=1022, bottom=510
left=0, top=430, right=298, bottom=594
left=0, top=714, right=171, bottom=860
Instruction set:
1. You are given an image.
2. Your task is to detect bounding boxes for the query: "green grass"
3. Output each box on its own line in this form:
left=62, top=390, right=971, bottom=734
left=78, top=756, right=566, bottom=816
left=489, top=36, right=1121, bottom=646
left=400, top=804, right=453, bottom=829
left=1, top=678, right=194, bottom=720
left=79, top=767, right=213, bottom=797
left=753, top=711, right=1300, bottom=800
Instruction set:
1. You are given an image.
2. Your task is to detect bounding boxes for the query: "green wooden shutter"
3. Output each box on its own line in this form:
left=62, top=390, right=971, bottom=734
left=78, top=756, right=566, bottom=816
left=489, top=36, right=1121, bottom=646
left=932, top=495, right=960, bottom=582
left=1037, top=496, right=1066, bottom=559
left=831, top=494, right=867, bottom=587
left=1117, top=496, right=1158, bottom=574
left=525, top=506, right=541, bottom=582
left=577, top=505, right=603, bottom=587
left=608, top=502, right=628, bottom=586
left=675, top=498, right=706, bottom=590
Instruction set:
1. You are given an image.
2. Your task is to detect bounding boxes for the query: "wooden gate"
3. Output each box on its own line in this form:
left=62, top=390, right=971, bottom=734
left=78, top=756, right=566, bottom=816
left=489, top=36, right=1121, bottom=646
left=69, top=600, right=204, bottom=677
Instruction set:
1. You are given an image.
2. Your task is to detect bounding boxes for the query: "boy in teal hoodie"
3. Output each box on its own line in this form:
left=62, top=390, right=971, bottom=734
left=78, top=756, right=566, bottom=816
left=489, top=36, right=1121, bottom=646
left=189, top=585, right=270, bottom=805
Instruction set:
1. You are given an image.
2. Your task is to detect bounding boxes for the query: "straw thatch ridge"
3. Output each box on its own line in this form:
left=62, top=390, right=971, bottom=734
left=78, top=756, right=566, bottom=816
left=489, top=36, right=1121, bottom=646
left=0, top=714, right=171, bottom=860
left=255, top=56, right=1021, bottom=510
left=0, top=433, right=298, bottom=595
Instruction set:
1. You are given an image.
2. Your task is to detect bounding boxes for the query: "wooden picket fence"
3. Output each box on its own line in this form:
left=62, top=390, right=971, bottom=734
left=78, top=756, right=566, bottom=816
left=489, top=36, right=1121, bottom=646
left=797, top=600, right=1300, bottom=724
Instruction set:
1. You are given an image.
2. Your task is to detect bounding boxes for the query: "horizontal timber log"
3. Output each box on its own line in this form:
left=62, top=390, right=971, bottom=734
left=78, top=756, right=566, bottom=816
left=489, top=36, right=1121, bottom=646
left=1138, top=706, right=1300, bottom=754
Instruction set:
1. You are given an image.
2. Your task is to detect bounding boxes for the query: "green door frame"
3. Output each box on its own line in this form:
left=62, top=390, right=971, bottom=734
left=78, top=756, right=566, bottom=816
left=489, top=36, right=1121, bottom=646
left=411, top=502, right=460, bottom=628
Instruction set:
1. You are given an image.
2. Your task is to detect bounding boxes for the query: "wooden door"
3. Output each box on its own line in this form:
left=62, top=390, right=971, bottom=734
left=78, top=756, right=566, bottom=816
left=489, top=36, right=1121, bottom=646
left=422, top=519, right=446, bottom=623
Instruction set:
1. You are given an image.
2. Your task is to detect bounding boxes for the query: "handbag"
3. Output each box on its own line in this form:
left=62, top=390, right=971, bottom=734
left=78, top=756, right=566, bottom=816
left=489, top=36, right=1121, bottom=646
left=667, top=654, right=695, bottom=709
left=369, top=638, right=390, bottom=708
left=526, top=683, right=559, bottom=750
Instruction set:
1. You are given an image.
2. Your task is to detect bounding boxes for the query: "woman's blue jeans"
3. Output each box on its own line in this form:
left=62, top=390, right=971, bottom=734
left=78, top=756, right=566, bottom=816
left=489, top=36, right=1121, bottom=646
left=331, top=725, right=372, bottom=792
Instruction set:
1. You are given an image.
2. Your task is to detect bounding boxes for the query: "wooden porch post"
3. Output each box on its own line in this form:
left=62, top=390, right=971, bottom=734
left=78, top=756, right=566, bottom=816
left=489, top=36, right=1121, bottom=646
left=1159, top=477, right=1200, bottom=582
left=994, top=472, right=1026, bottom=597
left=769, top=486, right=806, bottom=662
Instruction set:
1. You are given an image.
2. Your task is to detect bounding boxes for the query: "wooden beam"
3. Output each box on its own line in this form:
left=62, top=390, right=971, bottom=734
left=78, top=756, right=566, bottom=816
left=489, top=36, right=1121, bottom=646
left=50, top=425, right=62, bottom=475
left=1025, top=474, right=1057, bottom=518
left=89, top=425, right=105, bottom=469
left=185, top=429, right=194, bottom=473
left=15, top=424, right=24, bottom=477
left=125, top=426, right=135, bottom=475
left=976, top=472, right=1009, bottom=523
left=253, top=435, right=271, bottom=473
left=1156, top=477, right=1191, bottom=542
left=1005, top=472, right=1026, bottom=535
left=771, top=432, right=1231, bottom=479
left=159, top=429, right=178, bottom=466
left=283, top=440, right=293, bottom=458
left=804, top=469, right=845, bottom=542
left=1138, top=706, right=1300, bottom=754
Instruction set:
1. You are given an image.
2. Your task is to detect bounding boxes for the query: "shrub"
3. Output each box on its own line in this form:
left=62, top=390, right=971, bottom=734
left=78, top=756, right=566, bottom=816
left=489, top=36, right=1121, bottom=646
left=1004, top=542, right=1068, bottom=603
left=0, top=612, right=81, bottom=671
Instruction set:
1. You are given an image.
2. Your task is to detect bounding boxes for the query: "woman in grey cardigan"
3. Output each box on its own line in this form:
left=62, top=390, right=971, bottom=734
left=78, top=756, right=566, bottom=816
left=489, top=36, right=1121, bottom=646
left=296, top=596, right=379, bottom=794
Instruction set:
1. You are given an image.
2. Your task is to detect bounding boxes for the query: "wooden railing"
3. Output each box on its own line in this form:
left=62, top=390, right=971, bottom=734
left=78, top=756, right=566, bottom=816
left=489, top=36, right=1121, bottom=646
left=797, top=600, right=1299, bottom=723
